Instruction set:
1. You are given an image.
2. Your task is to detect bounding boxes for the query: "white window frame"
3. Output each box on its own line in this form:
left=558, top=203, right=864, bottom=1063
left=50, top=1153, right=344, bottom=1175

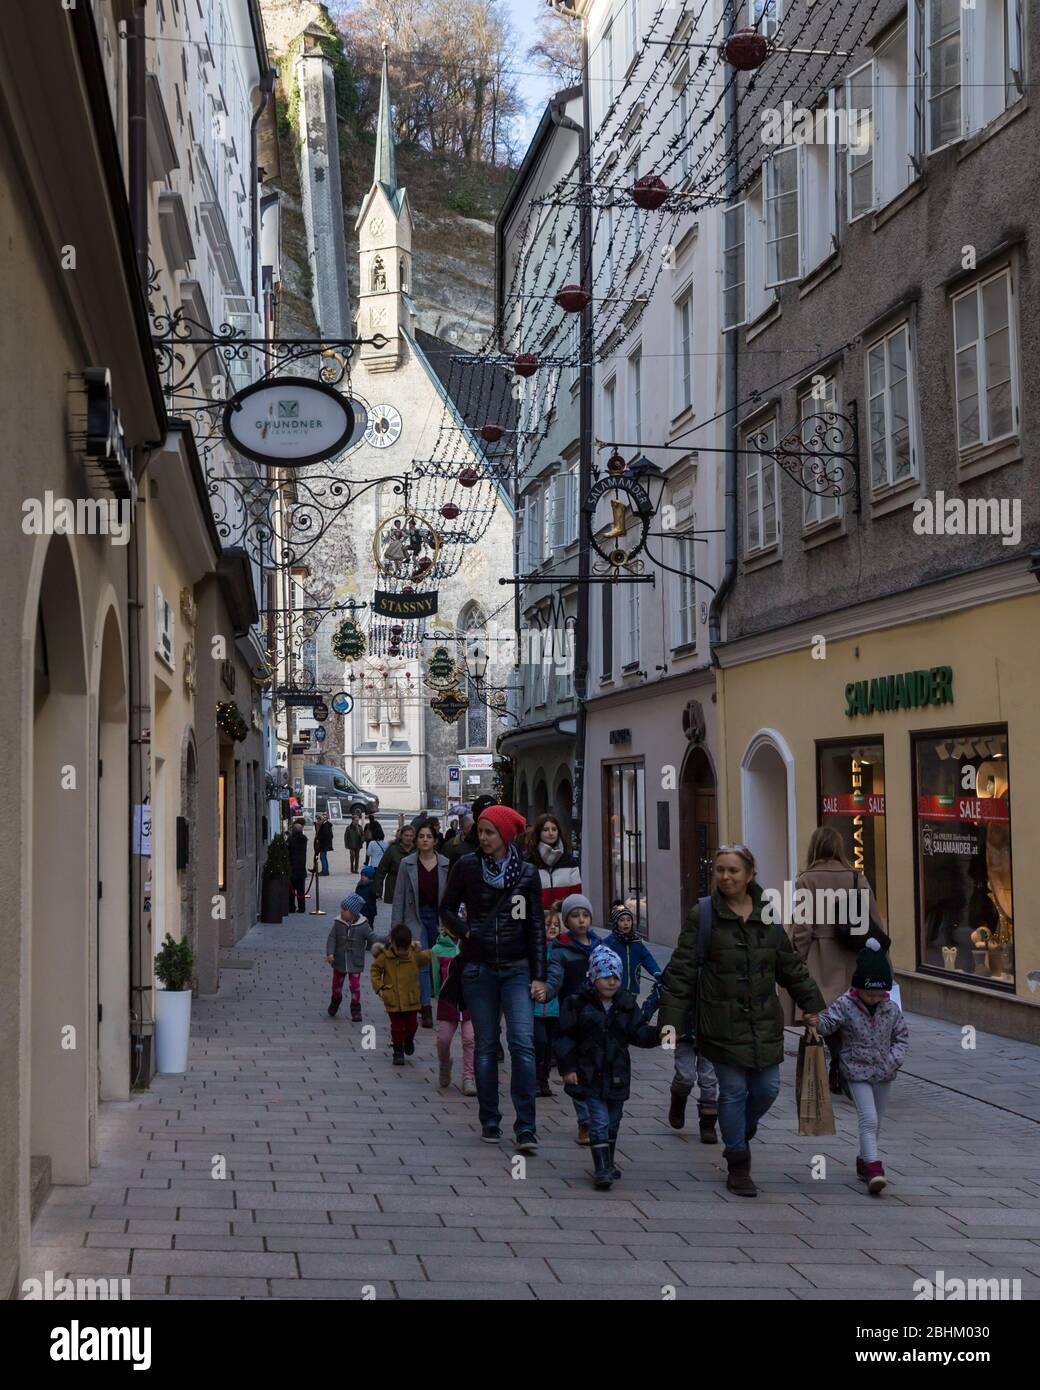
left=625, top=147, right=643, bottom=258
left=750, top=0, right=782, bottom=38
left=674, top=286, right=693, bottom=414
left=567, top=460, right=580, bottom=545
left=743, top=416, right=779, bottom=554
left=627, top=0, right=639, bottom=69
left=603, top=19, right=615, bottom=106
left=674, top=63, right=692, bottom=182
left=875, top=20, right=914, bottom=208
left=951, top=266, right=1019, bottom=452
left=629, top=345, right=642, bottom=445
left=799, top=99, right=838, bottom=274
left=799, top=378, right=843, bottom=528
left=604, top=374, right=617, bottom=443
left=551, top=470, right=568, bottom=553
left=845, top=62, right=875, bottom=221
left=623, top=583, right=640, bottom=667
left=722, top=202, right=747, bottom=330
left=925, top=0, right=963, bottom=153
left=764, top=147, right=800, bottom=287
left=671, top=533, right=698, bottom=650
left=866, top=321, right=919, bottom=492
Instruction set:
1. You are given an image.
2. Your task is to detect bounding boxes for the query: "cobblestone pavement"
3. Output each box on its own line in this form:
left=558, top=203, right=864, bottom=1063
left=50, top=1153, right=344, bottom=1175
left=30, top=865, right=1040, bottom=1300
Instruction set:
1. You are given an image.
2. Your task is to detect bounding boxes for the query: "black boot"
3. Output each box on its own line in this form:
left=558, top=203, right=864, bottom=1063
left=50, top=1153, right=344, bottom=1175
left=591, top=1143, right=613, bottom=1190
left=668, top=1087, right=688, bottom=1130
left=392, top=1044, right=405, bottom=1066
left=608, top=1139, right=622, bottom=1180
left=724, top=1147, right=757, bottom=1197
left=698, top=1104, right=719, bottom=1144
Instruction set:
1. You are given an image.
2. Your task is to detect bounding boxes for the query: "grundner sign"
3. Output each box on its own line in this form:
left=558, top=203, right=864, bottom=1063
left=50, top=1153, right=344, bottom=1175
left=223, top=377, right=356, bottom=466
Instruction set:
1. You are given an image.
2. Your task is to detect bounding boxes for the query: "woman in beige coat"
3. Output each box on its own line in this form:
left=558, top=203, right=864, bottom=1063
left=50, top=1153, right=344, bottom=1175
left=781, top=827, right=890, bottom=1025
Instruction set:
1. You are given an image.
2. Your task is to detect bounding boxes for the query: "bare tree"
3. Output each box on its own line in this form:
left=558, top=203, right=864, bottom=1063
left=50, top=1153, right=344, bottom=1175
left=526, top=3, right=582, bottom=87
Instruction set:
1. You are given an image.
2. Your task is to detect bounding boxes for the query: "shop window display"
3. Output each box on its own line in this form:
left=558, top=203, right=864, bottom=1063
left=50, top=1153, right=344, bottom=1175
left=913, top=728, right=1013, bottom=986
left=816, top=739, right=888, bottom=921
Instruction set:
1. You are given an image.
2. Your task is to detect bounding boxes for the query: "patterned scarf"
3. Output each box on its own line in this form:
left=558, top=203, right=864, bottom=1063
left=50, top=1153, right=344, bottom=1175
left=538, top=841, right=564, bottom=868
left=481, top=840, right=524, bottom=891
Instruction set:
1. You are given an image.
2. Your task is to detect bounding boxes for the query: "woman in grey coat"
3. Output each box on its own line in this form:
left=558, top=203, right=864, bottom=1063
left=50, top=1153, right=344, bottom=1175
left=391, top=822, right=449, bottom=1027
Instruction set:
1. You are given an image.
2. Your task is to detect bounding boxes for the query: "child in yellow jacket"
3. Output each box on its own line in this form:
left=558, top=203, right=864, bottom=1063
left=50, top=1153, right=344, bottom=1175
left=371, top=924, right=433, bottom=1064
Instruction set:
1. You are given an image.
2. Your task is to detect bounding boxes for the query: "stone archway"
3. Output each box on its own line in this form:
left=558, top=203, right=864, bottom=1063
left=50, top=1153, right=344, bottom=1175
left=552, top=765, right=573, bottom=837
left=740, top=728, right=797, bottom=893
left=532, top=769, right=549, bottom=818
left=30, top=535, right=90, bottom=1183
left=517, top=776, right=529, bottom=821
left=678, top=745, right=718, bottom=920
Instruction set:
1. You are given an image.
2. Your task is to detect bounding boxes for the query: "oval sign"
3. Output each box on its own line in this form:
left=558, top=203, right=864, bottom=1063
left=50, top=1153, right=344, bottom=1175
left=331, top=691, right=353, bottom=715
left=313, top=702, right=330, bottom=722
left=222, top=377, right=356, bottom=466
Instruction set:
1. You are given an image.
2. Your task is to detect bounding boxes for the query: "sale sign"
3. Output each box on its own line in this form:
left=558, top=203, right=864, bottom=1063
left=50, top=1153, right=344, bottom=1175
left=916, top=795, right=1009, bottom=824
left=821, top=793, right=886, bottom=817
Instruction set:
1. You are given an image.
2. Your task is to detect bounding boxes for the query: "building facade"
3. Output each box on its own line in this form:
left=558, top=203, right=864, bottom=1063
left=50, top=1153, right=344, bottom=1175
left=712, top=0, right=1038, bottom=1040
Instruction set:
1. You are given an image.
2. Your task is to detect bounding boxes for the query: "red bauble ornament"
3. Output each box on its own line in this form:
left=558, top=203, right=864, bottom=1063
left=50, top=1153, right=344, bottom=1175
left=440, top=501, right=461, bottom=519
left=513, top=353, right=539, bottom=377
left=480, top=422, right=504, bottom=443
left=724, top=26, right=769, bottom=71
left=413, top=557, right=432, bottom=577
left=606, top=452, right=627, bottom=475
left=458, top=468, right=480, bottom=488
left=630, top=174, right=669, bottom=210
left=555, top=283, right=590, bottom=313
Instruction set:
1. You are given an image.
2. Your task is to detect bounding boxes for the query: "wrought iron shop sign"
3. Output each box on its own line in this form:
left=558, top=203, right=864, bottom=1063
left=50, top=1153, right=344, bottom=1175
left=222, top=377, right=356, bottom=466
left=373, top=590, right=439, bottom=619
left=275, top=688, right=328, bottom=707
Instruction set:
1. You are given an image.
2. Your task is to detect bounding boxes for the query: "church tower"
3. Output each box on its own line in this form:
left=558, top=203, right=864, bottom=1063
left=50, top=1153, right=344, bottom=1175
left=354, top=45, right=413, bottom=372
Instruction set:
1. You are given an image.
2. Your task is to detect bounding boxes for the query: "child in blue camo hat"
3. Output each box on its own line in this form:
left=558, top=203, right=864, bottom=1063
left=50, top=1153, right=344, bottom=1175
left=556, top=944, right=661, bottom=1191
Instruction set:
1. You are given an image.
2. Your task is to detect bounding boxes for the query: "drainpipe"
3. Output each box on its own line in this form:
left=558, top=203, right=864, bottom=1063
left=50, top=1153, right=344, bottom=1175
left=126, top=2, right=148, bottom=289
left=709, top=3, right=739, bottom=660
left=250, top=68, right=276, bottom=303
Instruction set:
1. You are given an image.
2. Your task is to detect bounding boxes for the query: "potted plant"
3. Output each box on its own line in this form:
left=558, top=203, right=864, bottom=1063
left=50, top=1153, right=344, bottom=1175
left=154, top=933, right=194, bottom=1074
left=261, top=832, right=291, bottom=923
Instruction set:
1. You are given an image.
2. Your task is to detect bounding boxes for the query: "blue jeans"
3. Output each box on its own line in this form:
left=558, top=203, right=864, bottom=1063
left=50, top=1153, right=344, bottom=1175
left=462, top=961, right=536, bottom=1135
left=586, top=1097, right=624, bottom=1145
left=417, top=905, right=438, bottom=1007
left=319, top=850, right=329, bottom=875
left=714, top=1061, right=781, bottom=1152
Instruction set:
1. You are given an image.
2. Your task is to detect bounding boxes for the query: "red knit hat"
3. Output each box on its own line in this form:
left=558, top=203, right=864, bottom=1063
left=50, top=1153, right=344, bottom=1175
left=477, top=805, right=527, bottom=847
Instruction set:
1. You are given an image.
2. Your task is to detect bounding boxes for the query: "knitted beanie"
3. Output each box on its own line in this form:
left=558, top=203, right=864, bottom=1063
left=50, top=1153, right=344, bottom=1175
left=476, top=804, right=527, bottom=847
left=359, top=866, right=375, bottom=878
left=560, top=893, right=593, bottom=924
left=609, top=903, right=635, bottom=931
left=588, top=945, right=623, bottom=982
left=851, top=937, right=893, bottom=990
left=340, top=894, right=367, bottom=918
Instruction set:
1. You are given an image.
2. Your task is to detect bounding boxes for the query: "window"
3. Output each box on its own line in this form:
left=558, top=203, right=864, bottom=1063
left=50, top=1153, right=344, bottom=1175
left=867, top=323, right=917, bottom=490
left=951, top=268, right=1018, bottom=451
left=600, top=580, right=613, bottom=679
left=623, top=583, right=640, bottom=667
left=629, top=346, right=642, bottom=445
left=625, top=149, right=643, bottom=255
left=605, top=762, right=648, bottom=934
left=875, top=21, right=913, bottom=206
left=750, top=0, right=781, bottom=38
left=816, top=739, right=889, bottom=924
left=522, top=488, right=544, bottom=570
left=674, top=288, right=693, bottom=413
left=799, top=379, right=842, bottom=527
left=567, top=315, right=581, bottom=388
left=458, top=683, right=489, bottom=748
left=846, top=63, right=875, bottom=220
left=604, top=376, right=617, bottom=443
left=745, top=180, right=774, bottom=322
left=743, top=416, right=779, bottom=552
left=925, top=0, right=961, bottom=150
left=764, top=147, right=799, bottom=285
left=672, top=535, right=697, bottom=648
left=914, top=727, right=1013, bottom=988
left=722, top=203, right=746, bottom=330
left=551, top=470, right=568, bottom=553
left=603, top=198, right=617, bottom=281
left=627, top=0, right=639, bottom=67
left=603, top=20, right=615, bottom=104
left=799, top=101, right=838, bottom=273
left=674, top=65, right=692, bottom=182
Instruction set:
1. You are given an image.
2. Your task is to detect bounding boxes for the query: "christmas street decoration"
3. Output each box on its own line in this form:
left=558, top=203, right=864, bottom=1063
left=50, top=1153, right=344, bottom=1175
left=216, top=701, right=249, bottom=742
left=331, top=618, right=366, bottom=663
left=426, top=646, right=457, bottom=685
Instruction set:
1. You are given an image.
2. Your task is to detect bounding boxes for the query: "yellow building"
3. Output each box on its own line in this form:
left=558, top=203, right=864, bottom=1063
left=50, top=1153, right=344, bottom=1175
left=716, top=584, right=1039, bottom=1042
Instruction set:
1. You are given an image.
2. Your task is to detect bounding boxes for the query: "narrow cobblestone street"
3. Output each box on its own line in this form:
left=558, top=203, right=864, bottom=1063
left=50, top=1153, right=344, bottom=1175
left=29, top=869, right=1040, bottom=1301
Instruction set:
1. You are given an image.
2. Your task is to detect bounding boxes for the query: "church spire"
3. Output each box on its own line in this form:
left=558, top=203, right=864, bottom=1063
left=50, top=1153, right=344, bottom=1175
left=374, top=41, right=397, bottom=199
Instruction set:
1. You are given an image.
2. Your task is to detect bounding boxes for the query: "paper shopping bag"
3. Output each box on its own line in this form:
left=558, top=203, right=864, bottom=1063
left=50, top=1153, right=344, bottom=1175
left=796, top=1027, right=836, bottom=1136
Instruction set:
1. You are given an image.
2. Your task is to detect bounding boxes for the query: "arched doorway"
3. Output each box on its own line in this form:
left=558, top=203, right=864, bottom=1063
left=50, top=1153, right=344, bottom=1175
left=552, top=769, right=573, bottom=837
left=678, top=746, right=718, bottom=920
left=97, top=606, right=129, bottom=1103
left=740, top=729, right=796, bottom=893
left=517, top=777, right=529, bottom=821
left=532, top=771, right=549, bottom=818
left=30, top=536, right=90, bottom=1183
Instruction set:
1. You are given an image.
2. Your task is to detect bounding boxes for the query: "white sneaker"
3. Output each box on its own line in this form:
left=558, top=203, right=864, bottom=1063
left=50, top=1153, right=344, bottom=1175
left=462, top=1076, right=477, bottom=1097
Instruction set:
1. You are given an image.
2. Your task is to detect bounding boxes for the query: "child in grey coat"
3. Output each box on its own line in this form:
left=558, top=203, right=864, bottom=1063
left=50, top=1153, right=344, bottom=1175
left=326, top=893, right=375, bottom=1021
left=816, top=939, right=909, bottom=1195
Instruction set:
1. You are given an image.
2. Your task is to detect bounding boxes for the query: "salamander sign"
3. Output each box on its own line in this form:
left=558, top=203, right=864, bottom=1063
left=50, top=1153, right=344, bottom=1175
left=844, top=666, right=953, bottom=718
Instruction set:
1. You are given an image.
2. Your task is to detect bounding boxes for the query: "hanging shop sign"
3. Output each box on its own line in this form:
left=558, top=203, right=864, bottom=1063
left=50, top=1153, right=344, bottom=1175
left=331, top=691, right=354, bottom=715
left=844, top=666, right=953, bottom=718
left=331, top=618, right=366, bottom=662
left=427, top=646, right=456, bottom=682
left=458, top=753, right=494, bottom=770
left=314, top=726, right=327, bottom=743
left=373, top=512, right=442, bottom=581
left=222, top=376, right=356, bottom=466
left=313, top=701, right=330, bottom=722
left=430, top=686, right=468, bottom=723
left=583, top=473, right=654, bottom=568
left=275, top=688, right=327, bottom=707
left=373, top=589, right=439, bottom=619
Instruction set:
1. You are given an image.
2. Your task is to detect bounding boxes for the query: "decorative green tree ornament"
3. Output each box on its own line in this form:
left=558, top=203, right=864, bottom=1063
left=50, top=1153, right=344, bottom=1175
left=332, top=618, right=366, bottom=662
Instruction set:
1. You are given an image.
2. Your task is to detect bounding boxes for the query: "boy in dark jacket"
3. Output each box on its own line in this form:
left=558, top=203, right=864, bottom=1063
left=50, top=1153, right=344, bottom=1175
left=603, top=903, right=662, bottom=995
left=557, top=945, right=660, bottom=1191
left=354, top=865, right=379, bottom=927
left=544, top=893, right=603, bottom=1145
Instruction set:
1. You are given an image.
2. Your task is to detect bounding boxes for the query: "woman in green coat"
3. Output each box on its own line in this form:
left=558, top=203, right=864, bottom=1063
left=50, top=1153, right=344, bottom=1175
left=658, top=843, right=824, bottom=1197
left=373, top=824, right=416, bottom=906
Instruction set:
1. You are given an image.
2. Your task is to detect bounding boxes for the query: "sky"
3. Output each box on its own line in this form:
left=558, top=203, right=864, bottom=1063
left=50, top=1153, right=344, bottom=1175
left=511, top=0, right=563, bottom=148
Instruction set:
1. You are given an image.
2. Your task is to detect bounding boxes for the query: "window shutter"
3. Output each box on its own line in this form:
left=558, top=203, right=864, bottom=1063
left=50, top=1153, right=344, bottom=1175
left=909, top=0, right=926, bottom=173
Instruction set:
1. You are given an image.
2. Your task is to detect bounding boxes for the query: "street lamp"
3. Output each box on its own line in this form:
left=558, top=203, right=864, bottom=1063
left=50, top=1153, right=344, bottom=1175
left=626, top=455, right=668, bottom=515
left=464, top=637, right=488, bottom=686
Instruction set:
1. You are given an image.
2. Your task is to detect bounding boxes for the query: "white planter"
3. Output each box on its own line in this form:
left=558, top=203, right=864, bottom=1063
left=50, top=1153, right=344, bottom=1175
left=154, top=988, right=192, bottom=1074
